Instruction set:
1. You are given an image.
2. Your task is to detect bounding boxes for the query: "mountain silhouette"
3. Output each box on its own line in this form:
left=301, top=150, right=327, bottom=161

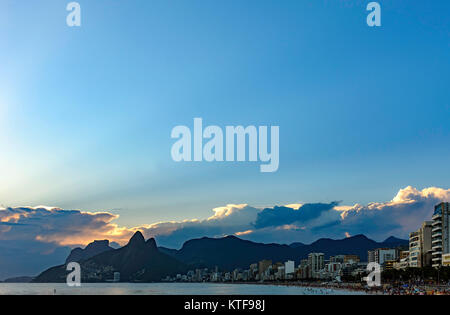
left=35, top=233, right=407, bottom=282
left=65, top=240, right=113, bottom=264
left=289, top=242, right=305, bottom=248
left=160, top=235, right=296, bottom=271
left=382, top=236, right=407, bottom=244
left=34, top=232, right=186, bottom=283
left=160, top=234, right=408, bottom=270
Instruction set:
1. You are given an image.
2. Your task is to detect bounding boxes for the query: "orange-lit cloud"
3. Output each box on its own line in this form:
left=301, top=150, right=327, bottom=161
left=0, top=186, right=449, bottom=250
left=235, top=230, right=253, bottom=236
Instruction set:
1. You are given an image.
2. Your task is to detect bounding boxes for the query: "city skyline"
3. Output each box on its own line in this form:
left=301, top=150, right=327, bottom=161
left=0, top=0, right=449, bottom=286
left=1, top=187, right=449, bottom=280
left=28, top=202, right=450, bottom=286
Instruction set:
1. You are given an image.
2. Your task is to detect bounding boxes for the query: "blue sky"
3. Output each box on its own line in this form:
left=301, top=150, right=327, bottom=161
left=0, top=0, right=449, bottom=229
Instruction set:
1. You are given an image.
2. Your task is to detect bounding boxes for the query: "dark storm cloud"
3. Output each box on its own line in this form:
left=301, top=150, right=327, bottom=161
left=253, top=202, right=340, bottom=229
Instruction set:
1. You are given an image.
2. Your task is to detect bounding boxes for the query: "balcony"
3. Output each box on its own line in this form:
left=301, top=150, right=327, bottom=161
left=432, top=256, right=442, bottom=262
left=433, top=232, right=442, bottom=237
left=432, top=264, right=441, bottom=268
left=432, top=238, right=442, bottom=244
left=432, top=226, right=442, bottom=233
left=432, top=214, right=442, bottom=220
left=432, top=220, right=442, bottom=226
left=432, top=245, right=442, bottom=251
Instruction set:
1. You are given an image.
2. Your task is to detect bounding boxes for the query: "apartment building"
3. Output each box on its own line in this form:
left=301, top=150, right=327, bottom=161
left=409, top=221, right=432, bottom=267
left=442, top=254, right=450, bottom=267
left=368, top=248, right=398, bottom=268
left=431, top=202, right=450, bottom=267
left=308, top=253, right=324, bottom=278
left=258, top=259, right=272, bottom=276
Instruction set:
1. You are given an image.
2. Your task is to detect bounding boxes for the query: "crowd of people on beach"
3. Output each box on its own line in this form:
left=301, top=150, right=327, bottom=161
left=272, top=280, right=450, bottom=295
left=381, top=284, right=450, bottom=295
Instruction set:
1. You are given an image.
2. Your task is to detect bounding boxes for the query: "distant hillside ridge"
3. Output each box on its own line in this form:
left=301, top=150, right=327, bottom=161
left=65, top=240, right=113, bottom=263
left=34, top=233, right=408, bottom=282
left=34, top=232, right=187, bottom=283
left=159, top=234, right=408, bottom=270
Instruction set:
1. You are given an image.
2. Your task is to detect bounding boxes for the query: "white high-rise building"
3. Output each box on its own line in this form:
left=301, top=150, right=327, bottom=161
left=432, top=202, right=450, bottom=268
left=284, top=260, right=295, bottom=275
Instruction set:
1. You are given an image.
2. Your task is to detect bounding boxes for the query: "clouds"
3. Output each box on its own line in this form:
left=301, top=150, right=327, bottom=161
left=139, top=204, right=260, bottom=247
left=0, top=206, right=136, bottom=246
left=0, top=186, right=449, bottom=279
left=131, top=186, right=449, bottom=247
left=0, top=206, right=137, bottom=279
left=337, top=186, right=450, bottom=239
left=1, top=187, right=449, bottom=249
left=254, top=202, right=339, bottom=229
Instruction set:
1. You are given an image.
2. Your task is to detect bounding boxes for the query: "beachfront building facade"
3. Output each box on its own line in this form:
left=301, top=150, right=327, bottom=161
left=442, top=254, right=450, bottom=267
left=409, top=221, right=432, bottom=267
left=368, top=248, right=398, bottom=269
left=431, top=202, right=450, bottom=267
left=343, top=255, right=360, bottom=264
left=258, top=259, right=273, bottom=277
left=284, top=260, right=295, bottom=276
left=308, top=253, right=324, bottom=278
left=330, top=254, right=360, bottom=264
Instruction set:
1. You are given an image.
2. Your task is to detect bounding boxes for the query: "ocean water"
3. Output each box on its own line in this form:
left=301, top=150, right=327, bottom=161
left=0, top=283, right=366, bottom=295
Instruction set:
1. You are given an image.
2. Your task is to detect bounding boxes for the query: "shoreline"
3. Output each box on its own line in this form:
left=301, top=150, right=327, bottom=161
left=4, top=281, right=450, bottom=295
left=236, top=281, right=450, bottom=295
